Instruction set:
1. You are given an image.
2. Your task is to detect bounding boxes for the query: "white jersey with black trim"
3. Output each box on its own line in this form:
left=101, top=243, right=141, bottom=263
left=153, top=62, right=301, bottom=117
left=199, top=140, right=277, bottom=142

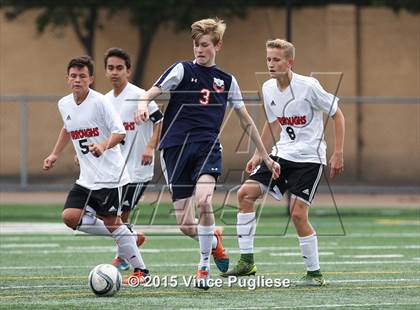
left=106, top=83, right=162, bottom=183
left=263, top=72, right=339, bottom=165
left=58, top=88, right=130, bottom=190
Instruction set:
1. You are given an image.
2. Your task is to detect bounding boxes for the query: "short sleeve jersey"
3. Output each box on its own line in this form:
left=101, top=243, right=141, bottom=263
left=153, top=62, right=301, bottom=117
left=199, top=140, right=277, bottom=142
left=262, top=73, right=339, bottom=165
left=105, top=83, right=162, bottom=183
left=58, top=89, right=130, bottom=190
left=154, top=61, right=244, bottom=149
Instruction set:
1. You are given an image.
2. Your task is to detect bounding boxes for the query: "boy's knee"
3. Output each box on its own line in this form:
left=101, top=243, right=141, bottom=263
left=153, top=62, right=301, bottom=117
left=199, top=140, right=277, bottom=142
left=61, top=209, right=81, bottom=230
left=291, top=207, right=308, bottom=226
left=237, top=185, right=258, bottom=212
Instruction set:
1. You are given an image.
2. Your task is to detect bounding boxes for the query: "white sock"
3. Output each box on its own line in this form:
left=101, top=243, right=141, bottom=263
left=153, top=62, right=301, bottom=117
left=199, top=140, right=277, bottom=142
left=112, top=225, right=146, bottom=270
left=211, top=235, right=218, bottom=249
left=298, top=232, right=320, bottom=271
left=197, top=224, right=215, bottom=269
left=191, top=234, right=218, bottom=249
left=116, top=226, right=137, bottom=259
left=237, top=212, right=256, bottom=254
left=77, top=214, right=111, bottom=236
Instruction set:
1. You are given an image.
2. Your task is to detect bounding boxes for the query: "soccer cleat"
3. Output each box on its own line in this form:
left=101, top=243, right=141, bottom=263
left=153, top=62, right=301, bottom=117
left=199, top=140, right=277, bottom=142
left=212, top=227, right=229, bottom=272
left=112, top=256, right=130, bottom=271
left=123, top=269, right=150, bottom=286
left=195, top=266, right=210, bottom=290
left=294, top=274, right=326, bottom=286
left=220, top=259, right=257, bottom=277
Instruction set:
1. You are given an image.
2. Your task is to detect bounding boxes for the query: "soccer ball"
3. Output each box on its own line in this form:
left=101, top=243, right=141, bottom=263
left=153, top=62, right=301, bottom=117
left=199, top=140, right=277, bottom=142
left=88, top=264, right=122, bottom=297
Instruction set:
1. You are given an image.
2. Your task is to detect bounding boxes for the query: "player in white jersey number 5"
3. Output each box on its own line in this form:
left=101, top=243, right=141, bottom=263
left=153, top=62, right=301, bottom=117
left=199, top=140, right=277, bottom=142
left=222, top=39, right=345, bottom=287
left=104, top=48, right=163, bottom=274
left=43, top=56, right=149, bottom=284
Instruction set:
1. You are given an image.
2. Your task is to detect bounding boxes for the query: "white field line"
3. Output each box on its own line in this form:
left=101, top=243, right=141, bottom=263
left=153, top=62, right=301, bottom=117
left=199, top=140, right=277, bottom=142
left=2, top=243, right=420, bottom=254
left=328, top=279, right=420, bottom=283
left=2, top=245, right=419, bottom=255
left=0, top=223, right=179, bottom=234
left=341, top=233, right=420, bottom=238
left=269, top=252, right=335, bottom=256
left=333, top=245, right=420, bottom=249
left=0, top=248, right=159, bottom=254
left=0, top=284, right=84, bottom=290
left=1, top=232, right=420, bottom=239
left=0, top=260, right=419, bottom=270
left=339, top=254, right=404, bottom=258
left=1, top=278, right=420, bottom=290
left=0, top=243, right=60, bottom=248
left=0, top=244, right=419, bottom=252
left=1, top=223, right=420, bottom=238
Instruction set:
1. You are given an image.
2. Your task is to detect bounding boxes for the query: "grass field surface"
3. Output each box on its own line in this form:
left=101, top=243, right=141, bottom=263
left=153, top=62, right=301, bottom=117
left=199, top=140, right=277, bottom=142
left=0, top=203, right=419, bottom=309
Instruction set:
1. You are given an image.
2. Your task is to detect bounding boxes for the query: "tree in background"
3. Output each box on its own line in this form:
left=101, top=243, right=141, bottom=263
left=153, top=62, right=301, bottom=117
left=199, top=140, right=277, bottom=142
left=1, top=0, right=111, bottom=58
left=2, top=0, right=419, bottom=85
left=126, top=0, right=248, bottom=85
left=1, top=0, right=249, bottom=85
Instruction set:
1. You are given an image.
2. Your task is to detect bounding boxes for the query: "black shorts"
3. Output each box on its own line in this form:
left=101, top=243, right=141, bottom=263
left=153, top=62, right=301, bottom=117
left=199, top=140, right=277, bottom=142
left=161, top=141, right=222, bottom=201
left=248, top=156, right=323, bottom=205
left=121, top=182, right=149, bottom=211
left=63, top=183, right=125, bottom=216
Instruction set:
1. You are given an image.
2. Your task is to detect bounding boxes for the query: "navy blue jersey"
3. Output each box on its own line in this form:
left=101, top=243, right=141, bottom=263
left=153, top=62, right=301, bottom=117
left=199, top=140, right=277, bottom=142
left=154, top=61, right=244, bottom=149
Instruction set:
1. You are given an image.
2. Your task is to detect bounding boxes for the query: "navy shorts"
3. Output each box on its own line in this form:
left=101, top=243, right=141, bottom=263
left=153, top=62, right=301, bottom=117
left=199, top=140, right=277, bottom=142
left=248, top=156, right=323, bottom=205
left=63, top=183, right=125, bottom=216
left=121, top=182, right=149, bottom=211
left=161, top=141, right=222, bottom=201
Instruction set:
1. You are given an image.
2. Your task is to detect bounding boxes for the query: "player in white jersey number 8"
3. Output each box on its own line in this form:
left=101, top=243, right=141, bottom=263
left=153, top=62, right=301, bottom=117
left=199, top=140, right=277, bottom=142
left=222, top=39, right=345, bottom=287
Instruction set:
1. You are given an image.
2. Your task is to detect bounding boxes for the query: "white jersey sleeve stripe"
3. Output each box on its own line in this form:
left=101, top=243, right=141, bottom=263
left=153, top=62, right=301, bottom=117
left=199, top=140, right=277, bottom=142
left=228, top=75, right=245, bottom=109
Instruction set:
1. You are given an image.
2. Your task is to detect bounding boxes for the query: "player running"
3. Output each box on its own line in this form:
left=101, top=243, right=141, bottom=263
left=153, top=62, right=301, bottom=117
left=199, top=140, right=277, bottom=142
left=43, top=56, right=149, bottom=284
left=134, top=18, right=280, bottom=290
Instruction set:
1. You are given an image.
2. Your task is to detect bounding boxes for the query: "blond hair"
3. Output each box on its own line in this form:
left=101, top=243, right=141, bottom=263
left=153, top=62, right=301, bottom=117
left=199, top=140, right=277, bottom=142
left=266, top=39, right=295, bottom=60
left=191, top=18, right=226, bottom=45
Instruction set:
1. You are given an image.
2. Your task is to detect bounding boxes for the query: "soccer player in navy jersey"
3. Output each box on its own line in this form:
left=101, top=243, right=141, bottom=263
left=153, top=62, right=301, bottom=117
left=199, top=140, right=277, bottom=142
left=135, top=18, right=280, bottom=290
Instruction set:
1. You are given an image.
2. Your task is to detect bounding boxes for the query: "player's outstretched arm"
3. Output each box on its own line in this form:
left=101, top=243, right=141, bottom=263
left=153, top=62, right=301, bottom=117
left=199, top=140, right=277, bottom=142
left=135, top=86, right=162, bottom=124
left=235, top=106, right=281, bottom=179
left=329, top=107, right=345, bottom=179
left=89, top=133, right=125, bottom=158
left=43, top=127, right=71, bottom=170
